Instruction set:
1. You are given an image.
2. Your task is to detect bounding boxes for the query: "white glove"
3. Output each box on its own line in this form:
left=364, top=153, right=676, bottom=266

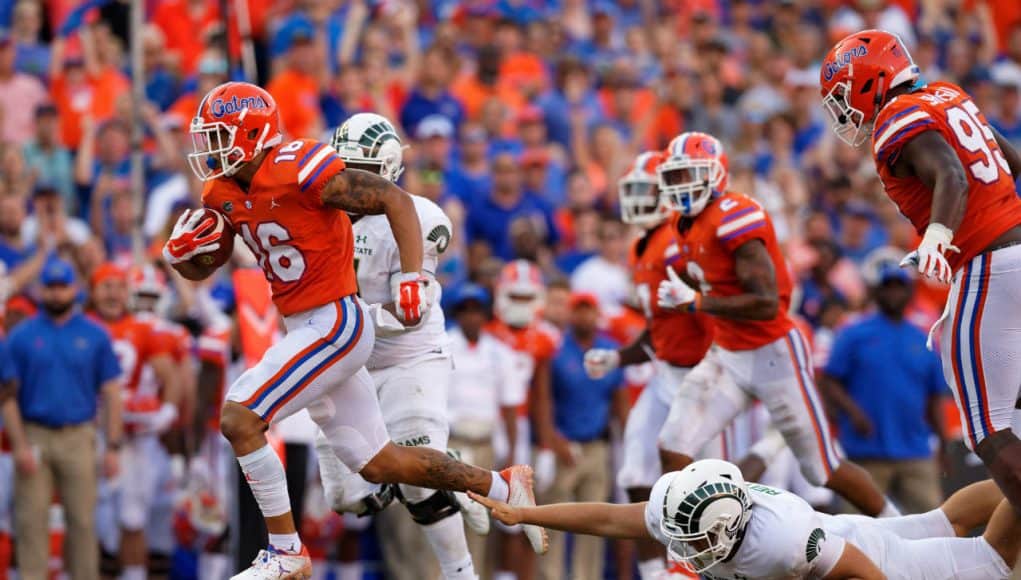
left=899, top=223, right=959, bottom=284
left=123, top=402, right=178, bottom=435
left=534, top=449, right=556, bottom=494
left=657, top=266, right=699, bottom=310
left=162, top=209, right=222, bottom=265
left=390, top=272, right=431, bottom=326
left=583, top=349, right=620, bottom=379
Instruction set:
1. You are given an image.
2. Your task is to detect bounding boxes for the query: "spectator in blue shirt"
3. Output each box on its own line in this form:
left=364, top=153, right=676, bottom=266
left=534, top=292, right=626, bottom=580
left=466, top=151, right=559, bottom=261
left=819, top=256, right=948, bottom=514
left=0, top=259, right=122, bottom=580
left=400, top=44, right=465, bottom=136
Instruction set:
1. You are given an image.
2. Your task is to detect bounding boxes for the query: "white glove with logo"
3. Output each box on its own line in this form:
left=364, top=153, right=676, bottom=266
left=162, top=209, right=222, bottom=265
left=391, top=272, right=431, bottom=326
left=583, top=349, right=621, bottom=379
left=657, top=266, right=699, bottom=310
left=533, top=449, right=556, bottom=494
left=900, top=223, right=959, bottom=284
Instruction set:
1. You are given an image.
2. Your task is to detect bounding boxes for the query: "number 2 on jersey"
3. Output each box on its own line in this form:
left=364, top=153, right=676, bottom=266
left=239, top=222, right=307, bottom=282
left=946, top=101, right=1010, bottom=184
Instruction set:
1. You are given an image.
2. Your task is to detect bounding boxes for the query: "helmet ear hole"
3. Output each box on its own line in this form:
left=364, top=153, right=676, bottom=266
left=860, top=78, right=874, bottom=94
left=247, top=128, right=259, bottom=140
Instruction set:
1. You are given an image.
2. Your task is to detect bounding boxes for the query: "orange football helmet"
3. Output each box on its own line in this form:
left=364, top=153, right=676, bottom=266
left=658, top=132, right=728, bottom=217
left=494, top=259, right=545, bottom=328
left=819, top=29, right=920, bottom=147
left=619, top=151, right=668, bottom=228
left=188, top=82, right=283, bottom=180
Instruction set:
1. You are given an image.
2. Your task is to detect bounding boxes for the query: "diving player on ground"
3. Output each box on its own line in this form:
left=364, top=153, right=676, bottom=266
left=470, top=458, right=1020, bottom=580
left=162, top=82, right=545, bottom=579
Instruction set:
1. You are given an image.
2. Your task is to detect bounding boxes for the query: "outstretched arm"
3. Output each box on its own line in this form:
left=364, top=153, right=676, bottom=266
left=697, top=240, right=779, bottom=320
left=469, top=492, right=651, bottom=540
left=321, top=169, right=423, bottom=274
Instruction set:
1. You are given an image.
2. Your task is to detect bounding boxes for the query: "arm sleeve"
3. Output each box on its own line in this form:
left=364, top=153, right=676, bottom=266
left=872, top=100, right=937, bottom=165
left=716, top=198, right=772, bottom=254
left=293, top=141, right=346, bottom=198
left=822, top=327, right=854, bottom=381
left=806, top=525, right=846, bottom=578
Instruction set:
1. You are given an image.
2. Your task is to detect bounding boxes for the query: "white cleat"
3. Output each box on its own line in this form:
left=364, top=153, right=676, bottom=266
left=455, top=490, right=490, bottom=535
left=231, top=546, right=312, bottom=580
left=500, top=465, right=548, bottom=554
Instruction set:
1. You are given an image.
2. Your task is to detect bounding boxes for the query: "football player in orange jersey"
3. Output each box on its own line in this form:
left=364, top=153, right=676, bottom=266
left=821, top=29, right=1021, bottom=547
left=486, top=259, right=561, bottom=580
left=652, top=132, right=895, bottom=519
left=89, top=263, right=182, bottom=580
left=163, top=82, right=544, bottom=578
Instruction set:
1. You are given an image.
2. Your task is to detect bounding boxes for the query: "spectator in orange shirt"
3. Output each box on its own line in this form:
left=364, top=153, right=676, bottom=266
left=452, top=45, right=525, bottom=122
left=266, top=26, right=323, bottom=139
left=151, top=0, right=221, bottom=76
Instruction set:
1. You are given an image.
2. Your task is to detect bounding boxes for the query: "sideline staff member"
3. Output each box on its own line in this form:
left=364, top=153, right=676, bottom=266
left=0, top=259, right=122, bottom=580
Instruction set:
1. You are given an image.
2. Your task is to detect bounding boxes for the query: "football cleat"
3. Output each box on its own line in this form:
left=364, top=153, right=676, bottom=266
left=231, top=546, right=311, bottom=580
left=501, top=465, right=548, bottom=554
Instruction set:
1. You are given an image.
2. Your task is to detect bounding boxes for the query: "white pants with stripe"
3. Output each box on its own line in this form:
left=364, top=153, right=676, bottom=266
left=940, top=244, right=1021, bottom=451
left=659, top=331, right=842, bottom=486
left=226, top=295, right=389, bottom=472
left=316, top=354, right=454, bottom=510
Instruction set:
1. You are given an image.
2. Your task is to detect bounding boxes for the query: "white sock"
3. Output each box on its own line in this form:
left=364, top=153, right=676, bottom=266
left=335, top=562, right=363, bottom=580
left=421, top=512, right=476, bottom=580
left=237, top=445, right=292, bottom=518
left=488, top=471, right=509, bottom=501
left=268, top=532, right=302, bottom=554
left=637, top=557, right=666, bottom=579
left=879, top=499, right=901, bottom=518
left=493, top=572, right=516, bottom=580
left=121, top=564, right=146, bottom=580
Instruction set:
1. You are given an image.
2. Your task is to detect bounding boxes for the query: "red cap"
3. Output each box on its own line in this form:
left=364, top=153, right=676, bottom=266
left=520, top=148, right=550, bottom=167
left=568, top=292, right=600, bottom=310
left=90, top=262, right=127, bottom=287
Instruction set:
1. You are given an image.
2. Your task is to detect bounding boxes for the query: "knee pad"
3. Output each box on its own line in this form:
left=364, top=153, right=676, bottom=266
left=400, top=489, right=461, bottom=526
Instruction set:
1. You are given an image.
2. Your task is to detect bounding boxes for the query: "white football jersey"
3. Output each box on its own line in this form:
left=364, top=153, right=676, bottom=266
left=353, top=196, right=453, bottom=370
left=646, top=478, right=844, bottom=580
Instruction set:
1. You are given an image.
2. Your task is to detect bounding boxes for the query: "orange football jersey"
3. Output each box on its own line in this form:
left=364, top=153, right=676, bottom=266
left=630, top=222, right=714, bottom=367
left=202, top=138, right=358, bottom=316
left=872, top=81, right=1021, bottom=271
left=485, top=319, right=561, bottom=363
left=98, top=314, right=176, bottom=396
left=667, top=192, right=794, bottom=351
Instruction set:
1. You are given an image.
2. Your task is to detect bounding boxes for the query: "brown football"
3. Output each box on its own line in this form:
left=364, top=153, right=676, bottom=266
left=189, top=208, right=235, bottom=269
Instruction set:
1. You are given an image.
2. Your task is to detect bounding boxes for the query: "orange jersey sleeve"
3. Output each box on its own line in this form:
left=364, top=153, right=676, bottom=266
left=202, top=139, right=358, bottom=315
left=872, top=82, right=1021, bottom=271
left=668, top=193, right=794, bottom=351
left=632, top=224, right=714, bottom=367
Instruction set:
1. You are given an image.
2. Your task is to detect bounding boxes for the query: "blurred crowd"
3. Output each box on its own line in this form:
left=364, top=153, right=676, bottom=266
left=1, top=0, right=1021, bottom=578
